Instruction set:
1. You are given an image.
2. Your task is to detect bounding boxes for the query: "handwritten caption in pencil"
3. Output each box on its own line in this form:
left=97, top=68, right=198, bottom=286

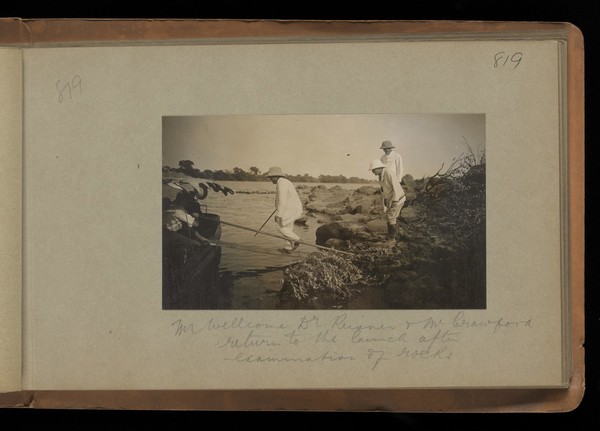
left=56, top=75, right=82, bottom=103
left=171, top=311, right=532, bottom=371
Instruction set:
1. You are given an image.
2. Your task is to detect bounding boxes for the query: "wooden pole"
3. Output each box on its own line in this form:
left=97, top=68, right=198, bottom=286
left=208, top=238, right=308, bottom=258
left=253, top=209, right=277, bottom=237
left=197, top=215, right=354, bottom=256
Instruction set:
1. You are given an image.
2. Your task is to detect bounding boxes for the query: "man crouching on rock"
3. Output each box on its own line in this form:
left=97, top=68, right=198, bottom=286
left=265, top=167, right=303, bottom=253
left=369, top=159, right=406, bottom=241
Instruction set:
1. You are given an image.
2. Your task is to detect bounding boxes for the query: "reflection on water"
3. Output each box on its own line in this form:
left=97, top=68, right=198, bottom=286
left=220, top=269, right=285, bottom=310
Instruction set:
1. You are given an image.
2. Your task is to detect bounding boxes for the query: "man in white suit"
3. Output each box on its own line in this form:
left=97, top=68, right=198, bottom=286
left=380, top=140, right=403, bottom=182
left=265, top=167, right=303, bottom=253
left=369, top=159, right=405, bottom=241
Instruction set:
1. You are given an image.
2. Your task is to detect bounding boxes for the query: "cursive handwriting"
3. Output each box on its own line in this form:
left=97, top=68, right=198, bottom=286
left=351, top=329, right=407, bottom=344
left=172, top=317, right=289, bottom=336
left=405, top=311, right=533, bottom=334
left=405, top=316, right=446, bottom=331
left=225, top=350, right=356, bottom=364
left=330, top=313, right=396, bottom=332
left=171, top=311, right=533, bottom=371
left=367, top=349, right=389, bottom=371
left=452, top=311, right=532, bottom=334
left=216, top=330, right=280, bottom=348
left=397, top=345, right=453, bottom=360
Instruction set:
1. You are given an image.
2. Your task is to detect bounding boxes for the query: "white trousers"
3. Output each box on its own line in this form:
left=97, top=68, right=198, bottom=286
left=277, top=220, right=301, bottom=250
left=386, top=196, right=406, bottom=225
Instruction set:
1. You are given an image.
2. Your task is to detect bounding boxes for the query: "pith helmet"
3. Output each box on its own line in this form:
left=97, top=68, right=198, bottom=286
left=265, top=167, right=287, bottom=178
left=380, top=140, right=395, bottom=149
left=368, top=159, right=386, bottom=171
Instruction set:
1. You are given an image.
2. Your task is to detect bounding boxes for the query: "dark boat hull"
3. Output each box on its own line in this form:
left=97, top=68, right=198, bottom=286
left=162, top=213, right=224, bottom=309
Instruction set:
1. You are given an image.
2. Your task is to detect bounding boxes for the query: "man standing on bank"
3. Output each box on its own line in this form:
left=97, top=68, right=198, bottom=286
left=380, top=140, right=403, bottom=182
left=265, top=167, right=303, bottom=253
left=369, top=159, right=406, bottom=241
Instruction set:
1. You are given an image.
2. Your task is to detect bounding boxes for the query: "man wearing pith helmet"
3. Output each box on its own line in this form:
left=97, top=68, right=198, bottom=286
left=369, top=159, right=405, bottom=241
left=380, top=140, right=403, bottom=182
left=265, top=167, right=303, bottom=253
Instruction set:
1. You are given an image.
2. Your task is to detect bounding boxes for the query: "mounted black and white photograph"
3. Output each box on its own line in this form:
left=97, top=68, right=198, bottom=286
left=162, top=114, right=486, bottom=310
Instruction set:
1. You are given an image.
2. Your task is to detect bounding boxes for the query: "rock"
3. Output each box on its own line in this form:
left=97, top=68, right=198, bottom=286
left=305, top=200, right=328, bottom=212
left=355, top=185, right=379, bottom=196
left=401, top=174, right=415, bottom=187
left=307, top=185, right=349, bottom=202
left=317, top=217, right=333, bottom=224
left=316, top=222, right=351, bottom=245
left=315, top=221, right=368, bottom=245
left=305, top=186, right=351, bottom=215
left=400, top=205, right=424, bottom=223
left=305, top=201, right=349, bottom=216
left=324, top=238, right=348, bottom=249
left=348, top=187, right=386, bottom=215
left=399, top=174, right=418, bottom=205
left=342, top=221, right=369, bottom=235
left=366, top=219, right=388, bottom=234
left=294, top=216, right=308, bottom=227
left=348, top=195, right=382, bottom=215
left=337, top=213, right=369, bottom=223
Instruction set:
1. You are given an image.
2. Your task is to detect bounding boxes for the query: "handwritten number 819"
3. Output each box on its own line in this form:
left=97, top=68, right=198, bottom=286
left=56, top=75, right=82, bottom=103
left=493, top=52, right=523, bottom=69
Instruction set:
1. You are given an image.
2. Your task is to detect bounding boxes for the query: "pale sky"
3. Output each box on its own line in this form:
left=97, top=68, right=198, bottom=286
left=162, top=114, right=485, bottom=180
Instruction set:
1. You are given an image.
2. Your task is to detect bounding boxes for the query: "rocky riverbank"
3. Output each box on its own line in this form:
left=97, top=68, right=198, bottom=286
left=280, top=164, right=487, bottom=310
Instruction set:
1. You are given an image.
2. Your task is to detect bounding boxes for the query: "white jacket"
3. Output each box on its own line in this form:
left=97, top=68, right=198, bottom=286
left=275, top=177, right=303, bottom=225
left=379, top=167, right=404, bottom=204
left=380, top=150, right=403, bottom=181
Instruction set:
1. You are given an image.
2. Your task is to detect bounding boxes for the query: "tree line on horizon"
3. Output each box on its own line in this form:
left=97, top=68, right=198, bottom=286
left=163, top=160, right=375, bottom=184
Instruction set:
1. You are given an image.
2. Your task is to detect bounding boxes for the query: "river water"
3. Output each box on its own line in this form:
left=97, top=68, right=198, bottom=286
left=201, top=180, right=368, bottom=309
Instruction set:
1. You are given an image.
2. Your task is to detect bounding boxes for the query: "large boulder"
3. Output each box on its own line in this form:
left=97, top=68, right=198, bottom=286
left=315, top=221, right=368, bottom=245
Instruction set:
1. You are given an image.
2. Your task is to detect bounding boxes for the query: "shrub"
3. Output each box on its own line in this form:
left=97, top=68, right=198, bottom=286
left=282, top=251, right=366, bottom=302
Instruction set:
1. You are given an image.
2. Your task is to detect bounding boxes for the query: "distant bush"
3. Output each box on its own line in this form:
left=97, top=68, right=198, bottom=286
left=163, top=161, right=374, bottom=184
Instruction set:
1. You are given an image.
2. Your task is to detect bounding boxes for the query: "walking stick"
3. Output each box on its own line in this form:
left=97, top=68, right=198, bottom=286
left=253, top=209, right=277, bottom=237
